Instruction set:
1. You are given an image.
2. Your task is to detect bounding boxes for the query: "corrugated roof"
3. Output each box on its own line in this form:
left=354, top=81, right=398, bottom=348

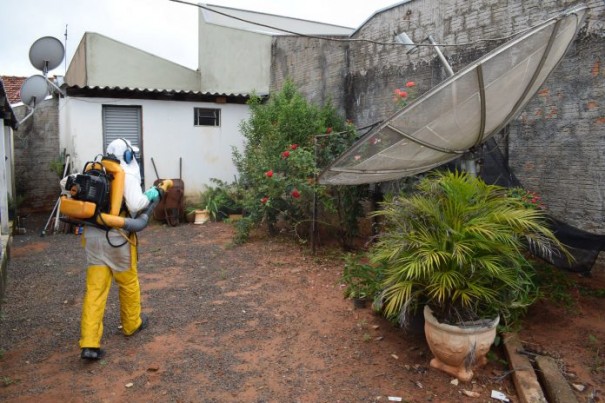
left=65, top=85, right=263, bottom=103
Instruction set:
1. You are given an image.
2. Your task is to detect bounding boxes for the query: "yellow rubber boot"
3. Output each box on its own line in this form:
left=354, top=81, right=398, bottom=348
left=80, top=265, right=112, bottom=348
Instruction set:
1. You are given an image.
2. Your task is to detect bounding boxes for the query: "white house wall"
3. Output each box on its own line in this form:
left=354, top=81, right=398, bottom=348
left=59, top=96, right=249, bottom=197
left=0, top=125, right=11, bottom=234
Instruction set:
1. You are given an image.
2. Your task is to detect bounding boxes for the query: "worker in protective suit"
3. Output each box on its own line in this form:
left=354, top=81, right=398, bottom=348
left=79, top=138, right=160, bottom=360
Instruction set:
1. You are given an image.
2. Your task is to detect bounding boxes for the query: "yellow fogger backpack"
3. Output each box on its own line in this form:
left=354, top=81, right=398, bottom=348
left=60, top=155, right=172, bottom=232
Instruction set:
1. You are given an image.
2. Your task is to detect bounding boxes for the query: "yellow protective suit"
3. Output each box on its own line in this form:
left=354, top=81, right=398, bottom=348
left=79, top=233, right=143, bottom=348
left=79, top=138, right=151, bottom=354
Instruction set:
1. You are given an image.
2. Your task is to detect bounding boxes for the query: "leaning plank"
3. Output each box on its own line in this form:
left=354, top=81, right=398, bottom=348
left=535, top=355, right=579, bottom=403
left=502, top=332, right=547, bottom=403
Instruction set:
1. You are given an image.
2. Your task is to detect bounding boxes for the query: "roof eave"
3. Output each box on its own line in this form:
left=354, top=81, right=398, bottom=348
left=65, top=85, right=267, bottom=104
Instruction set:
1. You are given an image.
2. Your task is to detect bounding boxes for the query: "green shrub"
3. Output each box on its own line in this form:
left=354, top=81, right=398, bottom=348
left=232, top=79, right=367, bottom=246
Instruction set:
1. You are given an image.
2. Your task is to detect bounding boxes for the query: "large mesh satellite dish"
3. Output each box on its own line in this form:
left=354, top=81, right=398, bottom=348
left=319, top=5, right=588, bottom=185
left=29, top=36, right=65, bottom=72
left=19, top=75, right=49, bottom=106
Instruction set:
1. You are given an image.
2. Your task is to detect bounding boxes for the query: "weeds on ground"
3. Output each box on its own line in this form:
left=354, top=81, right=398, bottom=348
left=533, top=263, right=579, bottom=312
left=534, top=262, right=605, bottom=315
left=579, top=286, right=605, bottom=298
left=1, top=376, right=14, bottom=386
left=587, top=334, right=605, bottom=374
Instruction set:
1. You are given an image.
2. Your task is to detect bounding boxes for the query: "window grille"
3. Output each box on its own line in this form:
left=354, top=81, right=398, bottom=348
left=194, top=108, right=220, bottom=127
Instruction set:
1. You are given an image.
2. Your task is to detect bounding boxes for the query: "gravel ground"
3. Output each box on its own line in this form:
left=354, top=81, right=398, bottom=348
left=0, top=213, right=528, bottom=402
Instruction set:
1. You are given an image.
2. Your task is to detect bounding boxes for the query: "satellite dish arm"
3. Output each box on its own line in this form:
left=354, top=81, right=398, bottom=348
left=16, top=101, right=36, bottom=129
left=45, top=77, right=65, bottom=97
left=427, top=35, right=455, bottom=77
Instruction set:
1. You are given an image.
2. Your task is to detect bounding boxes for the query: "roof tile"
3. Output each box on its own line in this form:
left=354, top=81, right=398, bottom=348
left=1, top=76, right=27, bottom=104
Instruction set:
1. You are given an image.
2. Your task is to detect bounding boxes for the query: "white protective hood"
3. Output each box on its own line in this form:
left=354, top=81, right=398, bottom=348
left=106, top=138, right=150, bottom=214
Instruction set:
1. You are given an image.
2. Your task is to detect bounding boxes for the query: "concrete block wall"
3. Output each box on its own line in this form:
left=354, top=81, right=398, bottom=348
left=271, top=0, right=605, bottom=236
left=271, top=36, right=349, bottom=115
left=508, top=35, right=605, bottom=231
left=13, top=97, right=62, bottom=214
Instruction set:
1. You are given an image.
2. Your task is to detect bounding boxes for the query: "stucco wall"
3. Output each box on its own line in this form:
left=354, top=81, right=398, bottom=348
left=66, top=33, right=201, bottom=91
left=13, top=97, right=61, bottom=213
left=272, top=0, right=605, bottom=235
left=199, top=21, right=272, bottom=94
left=59, top=96, right=250, bottom=197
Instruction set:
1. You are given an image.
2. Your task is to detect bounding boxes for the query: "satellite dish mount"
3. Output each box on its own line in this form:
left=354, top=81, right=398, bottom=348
left=17, top=36, right=66, bottom=126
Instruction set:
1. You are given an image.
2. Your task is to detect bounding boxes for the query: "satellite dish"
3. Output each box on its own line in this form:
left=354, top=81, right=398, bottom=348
left=319, top=5, right=588, bottom=185
left=20, top=75, right=49, bottom=106
left=29, top=36, right=65, bottom=72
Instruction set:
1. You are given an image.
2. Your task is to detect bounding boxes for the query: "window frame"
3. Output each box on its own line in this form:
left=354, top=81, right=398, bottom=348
left=194, top=107, right=221, bottom=127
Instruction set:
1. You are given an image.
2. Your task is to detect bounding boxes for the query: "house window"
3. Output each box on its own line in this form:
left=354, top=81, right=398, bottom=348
left=194, top=108, right=220, bottom=127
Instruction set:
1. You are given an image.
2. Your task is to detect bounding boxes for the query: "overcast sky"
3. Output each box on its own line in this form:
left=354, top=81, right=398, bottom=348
left=1, top=0, right=402, bottom=78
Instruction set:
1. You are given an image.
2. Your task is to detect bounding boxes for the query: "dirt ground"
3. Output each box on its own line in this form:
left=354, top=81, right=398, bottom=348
left=0, top=213, right=604, bottom=402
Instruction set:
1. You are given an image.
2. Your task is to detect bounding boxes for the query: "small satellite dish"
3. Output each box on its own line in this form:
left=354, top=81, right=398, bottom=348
left=20, top=75, right=49, bottom=106
left=29, top=36, right=65, bottom=72
left=319, top=5, right=587, bottom=185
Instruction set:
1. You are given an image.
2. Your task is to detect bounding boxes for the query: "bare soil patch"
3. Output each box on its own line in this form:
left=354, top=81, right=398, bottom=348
left=0, top=213, right=603, bottom=402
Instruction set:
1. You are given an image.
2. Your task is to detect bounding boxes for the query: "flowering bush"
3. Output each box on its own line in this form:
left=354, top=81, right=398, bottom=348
left=232, top=80, right=367, bottom=245
left=393, top=81, right=417, bottom=108
left=507, top=187, right=546, bottom=210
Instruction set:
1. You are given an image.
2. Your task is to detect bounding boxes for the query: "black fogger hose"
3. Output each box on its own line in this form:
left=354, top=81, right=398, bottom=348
left=95, top=180, right=173, bottom=232
left=120, top=196, right=162, bottom=232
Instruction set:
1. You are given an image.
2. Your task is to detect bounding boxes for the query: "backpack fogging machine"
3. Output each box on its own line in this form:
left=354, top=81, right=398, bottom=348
left=59, top=155, right=172, bottom=232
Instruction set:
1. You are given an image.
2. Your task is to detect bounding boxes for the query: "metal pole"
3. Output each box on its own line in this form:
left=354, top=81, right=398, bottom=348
left=53, top=155, right=70, bottom=233
left=41, top=197, right=60, bottom=236
left=311, top=137, right=318, bottom=255
left=151, top=157, right=160, bottom=180
left=427, top=35, right=455, bottom=77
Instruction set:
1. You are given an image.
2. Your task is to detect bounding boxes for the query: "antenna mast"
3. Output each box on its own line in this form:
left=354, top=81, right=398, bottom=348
left=64, top=24, right=68, bottom=74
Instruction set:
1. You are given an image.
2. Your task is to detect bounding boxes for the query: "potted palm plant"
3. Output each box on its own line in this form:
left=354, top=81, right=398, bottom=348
left=370, top=170, right=569, bottom=381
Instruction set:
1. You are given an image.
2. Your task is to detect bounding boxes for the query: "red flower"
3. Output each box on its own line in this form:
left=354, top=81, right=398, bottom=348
left=260, top=196, right=269, bottom=204
left=290, top=144, right=298, bottom=150
left=398, top=90, right=408, bottom=98
left=291, top=189, right=300, bottom=198
left=265, top=170, right=273, bottom=178
left=281, top=150, right=290, bottom=159
left=405, top=81, right=416, bottom=88
left=326, top=127, right=333, bottom=134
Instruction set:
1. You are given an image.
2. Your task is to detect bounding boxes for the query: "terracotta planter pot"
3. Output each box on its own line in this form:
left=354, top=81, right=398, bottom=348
left=423, top=305, right=499, bottom=382
left=193, top=210, right=210, bottom=225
